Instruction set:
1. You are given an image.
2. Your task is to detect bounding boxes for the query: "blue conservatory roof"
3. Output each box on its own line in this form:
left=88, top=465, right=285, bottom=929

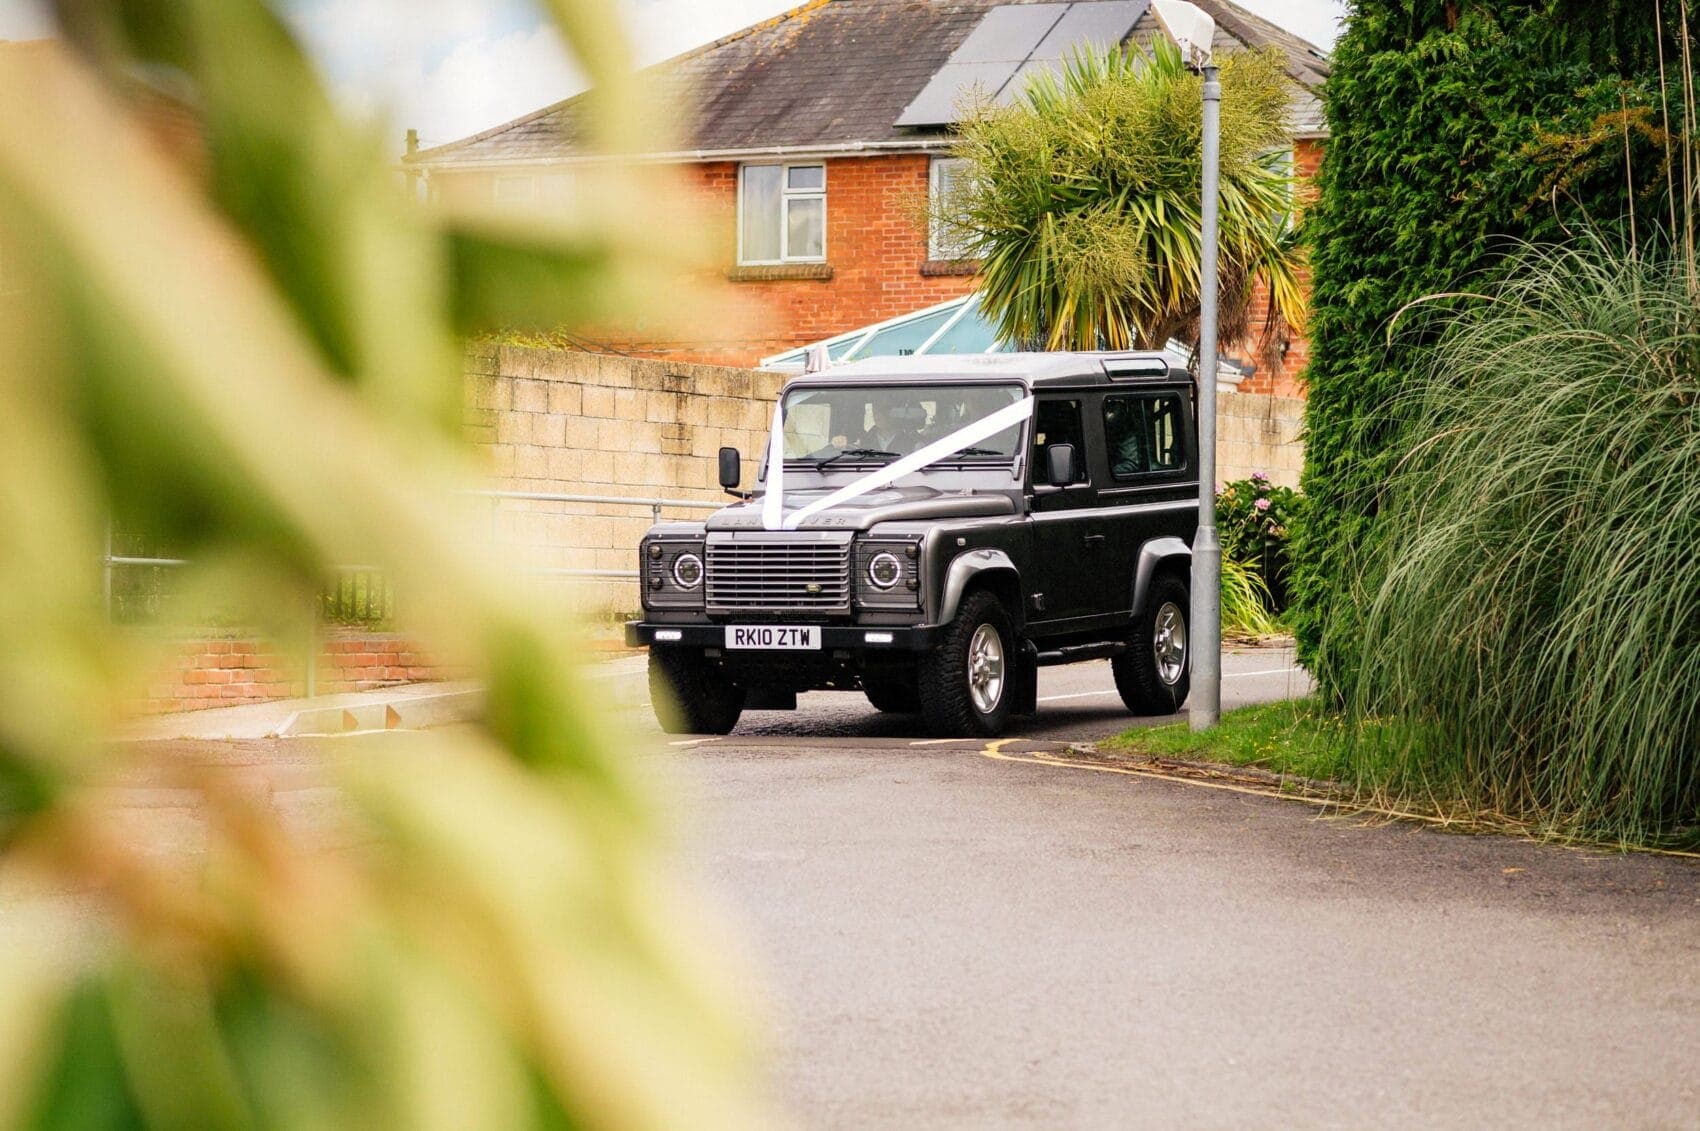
left=759, top=293, right=1246, bottom=386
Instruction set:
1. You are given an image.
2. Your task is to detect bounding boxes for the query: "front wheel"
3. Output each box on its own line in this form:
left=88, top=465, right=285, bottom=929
left=920, top=590, right=1014, bottom=737
left=648, top=647, right=745, bottom=734
left=1112, top=573, right=1191, bottom=715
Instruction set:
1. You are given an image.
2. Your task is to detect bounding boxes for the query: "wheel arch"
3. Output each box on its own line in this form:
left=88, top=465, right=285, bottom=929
left=1133, top=537, right=1191, bottom=615
left=939, top=549, right=1023, bottom=629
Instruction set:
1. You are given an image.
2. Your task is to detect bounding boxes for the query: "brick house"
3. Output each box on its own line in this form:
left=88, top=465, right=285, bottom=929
left=406, top=0, right=1329, bottom=396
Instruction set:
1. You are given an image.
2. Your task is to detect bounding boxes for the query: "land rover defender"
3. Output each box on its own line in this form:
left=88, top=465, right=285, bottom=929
left=625, top=352, right=1199, bottom=737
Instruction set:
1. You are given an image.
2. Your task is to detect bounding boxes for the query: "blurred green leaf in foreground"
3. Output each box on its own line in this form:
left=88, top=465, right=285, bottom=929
left=0, top=1, right=769, bottom=1127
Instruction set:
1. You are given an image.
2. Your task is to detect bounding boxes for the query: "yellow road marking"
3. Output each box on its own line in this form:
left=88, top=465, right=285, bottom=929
left=973, top=742, right=1700, bottom=858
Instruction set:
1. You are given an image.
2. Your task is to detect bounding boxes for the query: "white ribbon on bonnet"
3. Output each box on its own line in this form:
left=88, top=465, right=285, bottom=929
left=760, top=395, right=1036, bottom=531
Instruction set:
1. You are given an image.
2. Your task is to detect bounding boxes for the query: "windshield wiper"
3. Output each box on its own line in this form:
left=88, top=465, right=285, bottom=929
left=813, top=447, right=899, bottom=467
left=950, top=446, right=1006, bottom=457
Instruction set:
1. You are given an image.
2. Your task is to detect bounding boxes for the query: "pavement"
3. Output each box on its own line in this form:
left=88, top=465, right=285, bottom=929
left=18, top=646, right=1700, bottom=1127
left=117, top=679, right=482, bottom=741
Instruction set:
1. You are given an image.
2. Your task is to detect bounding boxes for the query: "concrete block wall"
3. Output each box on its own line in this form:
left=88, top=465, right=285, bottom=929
left=1216, top=391, right=1305, bottom=489
left=466, top=344, right=787, bottom=612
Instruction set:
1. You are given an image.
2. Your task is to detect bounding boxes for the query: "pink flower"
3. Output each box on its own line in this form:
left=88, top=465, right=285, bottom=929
left=1250, top=470, right=1269, bottom=483
left=1255, top=498, right=1271, bottom=512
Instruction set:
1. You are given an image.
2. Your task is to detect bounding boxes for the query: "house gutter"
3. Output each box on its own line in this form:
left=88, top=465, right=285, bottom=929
left=406, top=138, right=956, bottom=173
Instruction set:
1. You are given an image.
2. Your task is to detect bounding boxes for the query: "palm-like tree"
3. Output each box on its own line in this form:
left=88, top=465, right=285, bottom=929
left=944, top=39, right=1306, bottom=364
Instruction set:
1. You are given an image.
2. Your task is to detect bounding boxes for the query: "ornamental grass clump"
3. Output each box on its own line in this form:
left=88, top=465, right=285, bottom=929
left=1343, top=239, right=1700, bottom=844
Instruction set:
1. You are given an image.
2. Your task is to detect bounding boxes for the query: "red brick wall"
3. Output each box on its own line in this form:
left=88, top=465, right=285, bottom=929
left=139, top=630, right=457, bottom=715
left=435, top=138, right=1324, bottom=386
left=1234, top=138, right=1323, bottom=398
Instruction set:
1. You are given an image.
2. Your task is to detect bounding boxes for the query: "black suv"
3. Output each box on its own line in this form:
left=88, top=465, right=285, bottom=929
left=626, top=352, right=1198, bottom=737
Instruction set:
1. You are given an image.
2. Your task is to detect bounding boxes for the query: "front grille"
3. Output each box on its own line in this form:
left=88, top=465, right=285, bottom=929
left=707, top=538, right=851, bottom=611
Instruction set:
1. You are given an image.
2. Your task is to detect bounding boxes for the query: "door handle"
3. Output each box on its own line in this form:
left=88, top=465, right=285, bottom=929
left=1083, top=533, right=1106, bottom=549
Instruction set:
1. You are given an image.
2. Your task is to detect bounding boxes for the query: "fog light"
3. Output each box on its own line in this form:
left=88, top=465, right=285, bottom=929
left=654, top=629, right=683, bottom=642
left=649, top=576, right=662, bottom=589
left=647, top=543, right=662, bottom=559
left=863, top=631, right=894, bottom=644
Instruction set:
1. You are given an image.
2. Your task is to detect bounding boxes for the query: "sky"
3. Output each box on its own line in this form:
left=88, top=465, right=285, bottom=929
left=0, top=0, right=1347, bottom=150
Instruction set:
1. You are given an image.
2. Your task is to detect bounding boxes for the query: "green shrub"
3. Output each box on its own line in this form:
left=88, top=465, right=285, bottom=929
left=1217, top=474, right=1300, bottom=610
left=1290, top=2, right=1676, bottom=698
left=1342, top=239, right=1700, bottom=844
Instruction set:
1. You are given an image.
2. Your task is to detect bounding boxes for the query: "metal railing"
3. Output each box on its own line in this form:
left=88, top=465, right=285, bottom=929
left=466, top=489, right=722, bottom=580
left=102, top=488, right=726, bottom=697
left=102, top=488, right=726, bottom=609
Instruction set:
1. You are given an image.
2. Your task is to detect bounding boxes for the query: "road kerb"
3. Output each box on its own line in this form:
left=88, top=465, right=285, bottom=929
left=276, top=688, right=484, bottom=737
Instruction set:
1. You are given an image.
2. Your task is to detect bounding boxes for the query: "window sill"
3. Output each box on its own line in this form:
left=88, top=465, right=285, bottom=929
left=726, top=263, right=834, bottom=282
left=920, top=258, right=981, bottom=277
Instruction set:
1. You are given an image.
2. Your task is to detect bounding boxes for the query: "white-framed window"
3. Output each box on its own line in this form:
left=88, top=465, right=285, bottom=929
left=929, top=156, right=979, bottom=260
left=739, top=162, right=826, bottom=264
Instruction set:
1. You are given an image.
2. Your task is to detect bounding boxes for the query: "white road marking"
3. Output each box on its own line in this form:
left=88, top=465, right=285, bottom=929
left=668, top=737, right=722, bottom=747
left=1037, top=689, right=1120, bottom=703
left=910, top=738, right=971, bottom=746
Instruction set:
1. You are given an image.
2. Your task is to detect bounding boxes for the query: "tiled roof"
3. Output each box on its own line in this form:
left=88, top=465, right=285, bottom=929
left=409, top=0, right=1330, bottom=167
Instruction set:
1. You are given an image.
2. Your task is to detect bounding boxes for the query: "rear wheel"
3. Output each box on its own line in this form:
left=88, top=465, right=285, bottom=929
left=1112, top=573, right=1191, bottom=716
left=920, top=590, right=1014, bottom=737
left=648, top=647, right=745, bottom=734
left=863, top=673, right=921, bottom=713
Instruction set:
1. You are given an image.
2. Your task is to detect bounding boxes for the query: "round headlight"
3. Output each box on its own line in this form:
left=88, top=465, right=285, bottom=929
left=672, top=552, right=704, bottom=590
left=867, top=551, right=902, bottom=590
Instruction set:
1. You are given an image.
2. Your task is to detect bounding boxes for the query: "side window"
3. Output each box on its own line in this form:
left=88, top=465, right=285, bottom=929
left=1032, top=398, right=1088, bottom=484
left=1103, top=393, right=1187, bottom=479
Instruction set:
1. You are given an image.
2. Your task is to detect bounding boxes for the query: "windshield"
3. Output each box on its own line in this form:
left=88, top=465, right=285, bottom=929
left=774, top=383, right=1026, bottom=468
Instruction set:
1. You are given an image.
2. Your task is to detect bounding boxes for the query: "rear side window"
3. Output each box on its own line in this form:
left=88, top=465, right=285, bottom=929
left=1103, top=393, right=1187, bottom=478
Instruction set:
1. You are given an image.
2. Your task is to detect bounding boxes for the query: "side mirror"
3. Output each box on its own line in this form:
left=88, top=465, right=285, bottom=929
left=1045, top=442, right=1077, bottom=486
left=718, top=446, right=743, bottom=491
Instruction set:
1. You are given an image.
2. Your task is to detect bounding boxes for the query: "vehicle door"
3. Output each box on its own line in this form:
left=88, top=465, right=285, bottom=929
left=1025, top=392, right=1104, bottom=631
left=1097, top=386, right=1198, bottom=621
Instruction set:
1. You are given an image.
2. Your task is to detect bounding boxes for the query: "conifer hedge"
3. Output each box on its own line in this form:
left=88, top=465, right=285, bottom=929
left=1291, top=1, right=1673, bottom=695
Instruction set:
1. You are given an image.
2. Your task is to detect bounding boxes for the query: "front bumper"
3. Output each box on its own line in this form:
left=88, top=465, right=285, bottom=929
left=625, top=621, right=943, bottom=652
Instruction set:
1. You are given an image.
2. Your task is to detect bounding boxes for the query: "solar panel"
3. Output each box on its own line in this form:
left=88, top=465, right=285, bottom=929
left=947, top=3, right=1068, bottom=63
left=895, top=2, right=1146, bottom=127
left=1031, top=0, right=1147, bottom=62
left=895, top=60, right=1026, bottom=127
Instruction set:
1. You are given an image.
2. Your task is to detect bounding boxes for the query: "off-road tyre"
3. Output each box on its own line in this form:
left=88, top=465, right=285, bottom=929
left=648, top=647, right=745, bottom=735
left=920, top=589, right=1014, bottom=737
left=1112, top=572, right=1191, bottom=716
left=863, top=674, right=922, bottom=714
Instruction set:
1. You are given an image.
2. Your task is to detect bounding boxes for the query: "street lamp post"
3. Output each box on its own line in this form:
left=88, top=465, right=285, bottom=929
left=1152, top=0, right=1221, bottom=730
left=1191, top=63, right=1222, bottom=730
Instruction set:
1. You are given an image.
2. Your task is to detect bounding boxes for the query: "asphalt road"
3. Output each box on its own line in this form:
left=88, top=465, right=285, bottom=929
left=588, top=643, right=1312, bottom=743
left=595, top=647, right=1700, bottom=1128
left=12, top=647, right=1700, bottom=1129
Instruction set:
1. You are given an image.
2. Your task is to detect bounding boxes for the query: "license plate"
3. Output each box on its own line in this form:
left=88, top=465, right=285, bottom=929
left=724, top=625, right=821, bottom=651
